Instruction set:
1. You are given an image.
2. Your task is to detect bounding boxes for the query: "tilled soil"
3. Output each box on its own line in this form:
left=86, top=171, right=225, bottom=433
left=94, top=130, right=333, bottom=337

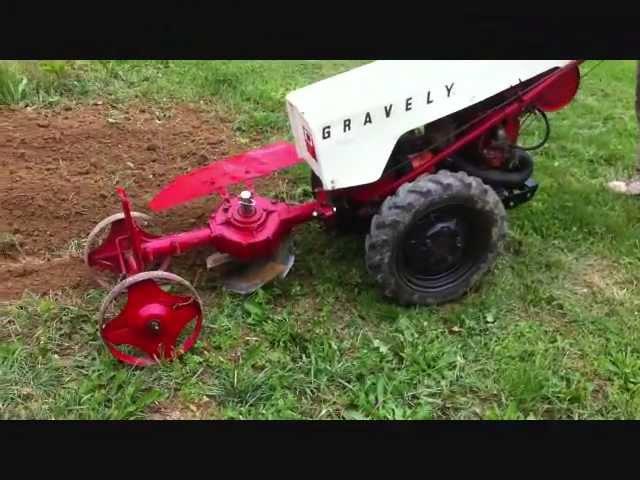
left=0, top=101, right=246, bottom=301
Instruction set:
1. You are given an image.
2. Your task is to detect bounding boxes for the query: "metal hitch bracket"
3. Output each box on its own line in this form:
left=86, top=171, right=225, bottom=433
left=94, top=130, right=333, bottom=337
left=496, top=178, right=539, bottom=209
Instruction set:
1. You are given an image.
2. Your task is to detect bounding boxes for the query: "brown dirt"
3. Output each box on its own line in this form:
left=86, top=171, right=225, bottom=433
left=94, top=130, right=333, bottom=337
left=0, top=101, right=246, bottom=301
left=0, top=256, right=89, bottom=302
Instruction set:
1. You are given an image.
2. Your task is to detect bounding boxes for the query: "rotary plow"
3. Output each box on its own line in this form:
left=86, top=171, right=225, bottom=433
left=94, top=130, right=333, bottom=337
left=84, top=60, right=583, bottom=366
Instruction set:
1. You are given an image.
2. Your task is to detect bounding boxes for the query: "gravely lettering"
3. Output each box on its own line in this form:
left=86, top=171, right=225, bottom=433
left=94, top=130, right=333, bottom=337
left=446, top=83, right=454, bottom=97
left=426, top=90, right=433, bottom=104
left=321, top=81, right=456, bottom=140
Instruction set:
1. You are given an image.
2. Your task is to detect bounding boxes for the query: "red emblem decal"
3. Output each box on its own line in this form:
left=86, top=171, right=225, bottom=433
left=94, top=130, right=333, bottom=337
left=303, top=127, right=317, bottom=160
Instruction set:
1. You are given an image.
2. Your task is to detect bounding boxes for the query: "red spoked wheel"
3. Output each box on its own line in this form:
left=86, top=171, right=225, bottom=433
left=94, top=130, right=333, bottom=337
left=98, top=271, right=204, bottom=367
left=84, top=212, right=171, bottom=289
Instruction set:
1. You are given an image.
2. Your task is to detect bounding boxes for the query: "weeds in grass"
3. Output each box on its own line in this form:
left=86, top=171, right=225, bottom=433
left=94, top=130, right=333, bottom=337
left=0, top=64, right=27, bottom=104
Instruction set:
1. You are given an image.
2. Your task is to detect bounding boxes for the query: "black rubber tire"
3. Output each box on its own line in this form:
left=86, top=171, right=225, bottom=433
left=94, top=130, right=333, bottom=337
left=365, top=170, right=507, bottom=306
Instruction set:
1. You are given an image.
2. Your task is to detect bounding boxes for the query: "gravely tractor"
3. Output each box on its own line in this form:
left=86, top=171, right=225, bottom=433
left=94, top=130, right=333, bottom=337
left=85, top=60, right=582, bottom=366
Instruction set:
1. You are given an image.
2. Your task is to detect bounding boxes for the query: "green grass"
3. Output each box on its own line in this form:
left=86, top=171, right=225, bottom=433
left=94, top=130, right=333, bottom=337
left=0, top=60, right=366, bottom=140
left=3, top=60, right=640, bottom=419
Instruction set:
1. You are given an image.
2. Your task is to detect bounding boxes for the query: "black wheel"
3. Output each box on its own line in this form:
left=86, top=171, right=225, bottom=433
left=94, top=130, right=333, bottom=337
left=365, top=170, right=507, bottom=305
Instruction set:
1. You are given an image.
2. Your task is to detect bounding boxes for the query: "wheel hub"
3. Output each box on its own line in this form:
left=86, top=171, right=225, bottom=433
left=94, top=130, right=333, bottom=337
left=405, top=215, right=467, bottom=276
left=98, top=271, right=204, bottom=367
left=148, top=320, right=162, bottom=334
left=84, top=211, right=171, bottom=289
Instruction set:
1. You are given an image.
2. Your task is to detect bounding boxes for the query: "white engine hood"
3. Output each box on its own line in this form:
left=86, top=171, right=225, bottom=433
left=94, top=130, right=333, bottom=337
left=286, top=60, right=573, bottom=190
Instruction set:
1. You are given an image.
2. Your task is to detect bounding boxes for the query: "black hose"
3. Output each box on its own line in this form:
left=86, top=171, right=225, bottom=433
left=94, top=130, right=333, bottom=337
left=512, top=107, right=550, bottom=151
left=448, top=149, right=534, bottom=188
left=446, top=107, right=547, bottom=187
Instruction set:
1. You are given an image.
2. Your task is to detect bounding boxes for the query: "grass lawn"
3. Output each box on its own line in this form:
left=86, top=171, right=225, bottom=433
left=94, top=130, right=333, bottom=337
left=2, top=59, right=640, bottom=420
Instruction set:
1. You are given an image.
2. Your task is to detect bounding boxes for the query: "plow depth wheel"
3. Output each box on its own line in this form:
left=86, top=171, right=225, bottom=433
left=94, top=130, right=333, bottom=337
left=98, top=271, right=204, bottom=367
left=84, top=212, right=171, bottom=289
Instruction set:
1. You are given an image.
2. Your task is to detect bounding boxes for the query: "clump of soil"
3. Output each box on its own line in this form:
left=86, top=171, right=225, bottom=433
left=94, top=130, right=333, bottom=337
left=0, top=232, right=22, bottom=259
left=0, top=101, right=246, bottom=301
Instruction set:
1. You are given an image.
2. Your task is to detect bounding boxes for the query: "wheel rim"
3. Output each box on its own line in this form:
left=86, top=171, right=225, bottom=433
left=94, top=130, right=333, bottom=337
left=98, top=271, right=203, bottom=367
left=84, top=212, right=171, bottom=289
left=397, top=203, right=493, bottom=293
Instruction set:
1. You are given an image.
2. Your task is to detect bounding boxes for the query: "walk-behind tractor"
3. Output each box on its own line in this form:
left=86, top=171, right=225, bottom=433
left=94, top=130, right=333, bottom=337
left=85, top=60, right=582, bottom=366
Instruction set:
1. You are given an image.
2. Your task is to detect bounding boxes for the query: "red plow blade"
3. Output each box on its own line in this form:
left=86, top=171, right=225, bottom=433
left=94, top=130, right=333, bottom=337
left=149, top=141, right=302, bottom=212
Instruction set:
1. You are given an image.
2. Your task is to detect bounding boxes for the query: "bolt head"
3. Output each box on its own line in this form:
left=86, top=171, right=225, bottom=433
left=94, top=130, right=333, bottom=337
left=148, top=320, right=161, bottom=334
left=239, top=190, right=253, bottom=201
